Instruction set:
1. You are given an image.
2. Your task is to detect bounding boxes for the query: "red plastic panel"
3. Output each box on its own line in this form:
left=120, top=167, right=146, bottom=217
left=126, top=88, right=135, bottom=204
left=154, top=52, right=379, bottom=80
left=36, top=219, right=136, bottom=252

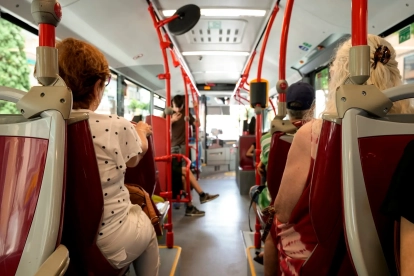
left=359, top=135, right=414, bottom=275
left=238, top=135, right=256, bottom=170
left=266, top=132, right=291, bottom=201
left=0, top=136, right=48, bottom=276
left=146, top=115, right=168, bottom=192
left=62, top=120, right=126, bottom=276
left=125, top=136, right=157, bottom=196
left=304, top=121, right=354, bottom=275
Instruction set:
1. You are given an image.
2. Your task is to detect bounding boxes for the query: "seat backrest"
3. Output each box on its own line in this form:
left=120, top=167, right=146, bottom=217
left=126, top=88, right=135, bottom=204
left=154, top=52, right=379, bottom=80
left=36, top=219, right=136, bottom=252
left=62, top=114, right=126, bottom=276
left=266, top=133, right=293, bottom=201
left=342, top=110, right=414, bottom=275
left=301, top=119, right=355, bottom=275
left=0, top=112, right=66, bottom=276
left=0, top=133, right=48, bottom=276
left=238, top=135, right=255, bottom=170
left=125, top=135, right=157, bottom=195
left=145, top=115, right=168, bottom=192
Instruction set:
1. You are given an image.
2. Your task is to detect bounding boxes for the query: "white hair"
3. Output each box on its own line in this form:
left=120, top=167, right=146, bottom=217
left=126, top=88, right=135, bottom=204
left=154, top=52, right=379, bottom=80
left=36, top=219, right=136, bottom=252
left=324, top=34, right=414, bottom=116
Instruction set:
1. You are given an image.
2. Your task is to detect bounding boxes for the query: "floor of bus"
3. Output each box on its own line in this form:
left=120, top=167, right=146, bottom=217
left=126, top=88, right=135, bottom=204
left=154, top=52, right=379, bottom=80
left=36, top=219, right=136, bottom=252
left=167, top=165, right=256, bottom=276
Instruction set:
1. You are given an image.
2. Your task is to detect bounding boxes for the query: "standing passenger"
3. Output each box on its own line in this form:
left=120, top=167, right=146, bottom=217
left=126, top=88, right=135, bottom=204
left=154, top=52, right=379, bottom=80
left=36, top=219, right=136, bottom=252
left=169, top=95, right=219, bottom=216
left=57, top=38, right=159, bottom=275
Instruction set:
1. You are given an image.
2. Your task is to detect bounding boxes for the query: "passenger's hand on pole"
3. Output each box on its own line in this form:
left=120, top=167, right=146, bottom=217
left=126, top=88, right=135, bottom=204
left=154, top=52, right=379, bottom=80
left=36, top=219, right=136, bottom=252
left=135, top=121, right=152, bottom=137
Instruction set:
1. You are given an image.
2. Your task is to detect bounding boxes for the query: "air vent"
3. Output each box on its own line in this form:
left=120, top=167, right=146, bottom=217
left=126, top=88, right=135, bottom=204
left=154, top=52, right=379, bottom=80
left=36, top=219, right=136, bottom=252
left=187, top=19, right=246, bottom=44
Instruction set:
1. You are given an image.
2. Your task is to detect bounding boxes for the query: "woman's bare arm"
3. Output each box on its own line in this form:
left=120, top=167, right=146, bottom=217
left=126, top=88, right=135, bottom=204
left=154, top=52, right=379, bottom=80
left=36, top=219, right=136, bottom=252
left=401, top=217, right=414, bottom=275
left=274, top=122, right=312, bottom=223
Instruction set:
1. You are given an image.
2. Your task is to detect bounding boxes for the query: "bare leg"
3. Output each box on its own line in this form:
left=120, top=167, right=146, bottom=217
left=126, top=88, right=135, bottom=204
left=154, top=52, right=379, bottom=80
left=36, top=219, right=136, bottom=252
left=264, top=234, right=278, bottom=276
left=181, top=167, right=203, bottom=194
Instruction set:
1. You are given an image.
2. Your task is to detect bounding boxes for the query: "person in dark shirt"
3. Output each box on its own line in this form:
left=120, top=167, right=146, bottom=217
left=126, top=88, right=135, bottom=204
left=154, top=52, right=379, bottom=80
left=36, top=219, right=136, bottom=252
left=168, top=95, right=219, bottom=217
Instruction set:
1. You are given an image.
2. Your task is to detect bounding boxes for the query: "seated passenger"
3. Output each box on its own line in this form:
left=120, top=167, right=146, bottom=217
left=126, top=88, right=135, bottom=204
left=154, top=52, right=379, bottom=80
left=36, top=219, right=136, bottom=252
left=250, top=82, right=315, bottom=265
left=168, top=95, right=219, bottom=216
left=56, top=38, right=159, bottom=275
left=264, top=34, right=414, bottom=276
left=246, top=142, right=256, bottom=158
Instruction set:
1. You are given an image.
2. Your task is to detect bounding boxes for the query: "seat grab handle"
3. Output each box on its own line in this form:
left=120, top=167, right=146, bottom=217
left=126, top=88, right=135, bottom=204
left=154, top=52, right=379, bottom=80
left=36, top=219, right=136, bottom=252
left=383, top=83, right=414, bottom=102
left=0, top=86, right=26, bottom=103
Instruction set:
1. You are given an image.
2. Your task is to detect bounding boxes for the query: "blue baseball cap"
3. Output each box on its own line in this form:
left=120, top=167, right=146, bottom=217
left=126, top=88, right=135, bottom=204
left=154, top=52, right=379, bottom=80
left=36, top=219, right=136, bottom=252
left=286, top=82, right=315, bottom=110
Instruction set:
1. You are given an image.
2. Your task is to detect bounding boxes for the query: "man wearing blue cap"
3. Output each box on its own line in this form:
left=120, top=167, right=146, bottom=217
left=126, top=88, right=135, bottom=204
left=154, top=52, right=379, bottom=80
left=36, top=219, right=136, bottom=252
left=286, top=81, right=315, bottom=122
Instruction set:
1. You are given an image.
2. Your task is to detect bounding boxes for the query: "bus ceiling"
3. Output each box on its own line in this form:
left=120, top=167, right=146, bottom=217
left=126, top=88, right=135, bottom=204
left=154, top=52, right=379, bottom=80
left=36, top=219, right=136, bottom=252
left=0, top=1, right=413, bottom=99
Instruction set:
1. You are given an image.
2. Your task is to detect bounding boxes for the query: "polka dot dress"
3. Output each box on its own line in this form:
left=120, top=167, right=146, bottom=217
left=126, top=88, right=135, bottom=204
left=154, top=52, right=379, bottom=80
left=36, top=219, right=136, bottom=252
left=78, top=110, right=142, bottom=239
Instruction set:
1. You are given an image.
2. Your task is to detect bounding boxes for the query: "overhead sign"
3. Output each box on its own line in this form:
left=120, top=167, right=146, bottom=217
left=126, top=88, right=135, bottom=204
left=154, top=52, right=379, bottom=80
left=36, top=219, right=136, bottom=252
left=399, top=25, right=411, bottom=44
left=208, top=21, right=221, bottom=29
left=299, top=42, right=312, bottom=51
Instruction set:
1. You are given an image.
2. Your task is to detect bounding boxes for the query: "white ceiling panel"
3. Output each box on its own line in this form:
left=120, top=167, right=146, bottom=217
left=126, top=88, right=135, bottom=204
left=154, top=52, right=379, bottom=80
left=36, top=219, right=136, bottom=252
left=155, top=0, right=274, bottom=10
left=2, top=0, right=414, bottom=101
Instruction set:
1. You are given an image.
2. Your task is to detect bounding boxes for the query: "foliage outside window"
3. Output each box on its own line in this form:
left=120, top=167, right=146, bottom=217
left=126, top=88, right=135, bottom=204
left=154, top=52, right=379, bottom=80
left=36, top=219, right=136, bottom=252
left=123, top=80, right=150, bottom=121
left=0, top=19, right=35, bottom=114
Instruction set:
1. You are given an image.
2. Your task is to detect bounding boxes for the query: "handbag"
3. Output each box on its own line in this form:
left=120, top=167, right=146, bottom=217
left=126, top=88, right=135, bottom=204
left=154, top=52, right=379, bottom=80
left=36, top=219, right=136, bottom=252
left=125, top=183, right=163, bottom=236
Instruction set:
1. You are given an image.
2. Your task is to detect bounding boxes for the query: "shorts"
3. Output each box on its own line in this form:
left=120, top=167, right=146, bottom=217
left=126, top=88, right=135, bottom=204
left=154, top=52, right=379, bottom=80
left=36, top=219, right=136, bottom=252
left=171, top=145, right=187, bottom=167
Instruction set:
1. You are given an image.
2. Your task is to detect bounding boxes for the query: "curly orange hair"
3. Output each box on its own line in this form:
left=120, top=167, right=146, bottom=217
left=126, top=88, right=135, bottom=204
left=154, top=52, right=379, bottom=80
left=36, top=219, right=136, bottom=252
left=56, top=38, right=110, bottom=109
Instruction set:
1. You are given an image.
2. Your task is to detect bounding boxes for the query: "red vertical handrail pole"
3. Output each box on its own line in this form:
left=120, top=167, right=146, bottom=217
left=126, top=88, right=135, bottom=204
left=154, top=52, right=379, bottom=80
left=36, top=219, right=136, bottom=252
left=188, top=81, right=200, bottom=179
left=279, top=0, right=294, bottom=103
left=243, top=51, right=257, bottom=81
left=253, top=1, right=281, bottom=249
left=180, top=71, right=194, bottom=197
left=148, top=4, right=175, bottom=248
left=257, top=5, right=280, bottom=82
left=352, top=0, right=368, bottom=46
left=39, top=24, right=55, bottom=47
left=184, top=76, right=190, bottom=162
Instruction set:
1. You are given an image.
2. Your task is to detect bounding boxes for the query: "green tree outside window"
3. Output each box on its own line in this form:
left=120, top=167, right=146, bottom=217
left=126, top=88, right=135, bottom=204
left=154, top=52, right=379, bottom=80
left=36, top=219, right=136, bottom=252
left=0, top=19, right=31, bottom=114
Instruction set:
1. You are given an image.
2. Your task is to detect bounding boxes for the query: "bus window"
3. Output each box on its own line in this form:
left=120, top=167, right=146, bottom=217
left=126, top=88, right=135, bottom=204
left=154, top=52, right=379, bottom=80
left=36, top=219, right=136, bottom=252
left=153, top=94, right=166, bottom=109
left=0, top=18, right=37, bottom=114
left=123, top=80, right=150, bottom=121
left=95, top=73, right=118, bottom=115
left=314, top=67, right=329, bottom=118
left=384, top=23, right=414, bottom=84
left=153, top=108, right=164, bottom=117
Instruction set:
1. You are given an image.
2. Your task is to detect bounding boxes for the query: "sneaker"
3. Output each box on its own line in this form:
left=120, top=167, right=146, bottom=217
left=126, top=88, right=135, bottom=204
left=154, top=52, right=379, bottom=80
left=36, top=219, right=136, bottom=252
left=173, top=202, right=181, bottom=210
left=185, top=206, right=205, bottom=217
left=200, top=193, right=219, bottom=204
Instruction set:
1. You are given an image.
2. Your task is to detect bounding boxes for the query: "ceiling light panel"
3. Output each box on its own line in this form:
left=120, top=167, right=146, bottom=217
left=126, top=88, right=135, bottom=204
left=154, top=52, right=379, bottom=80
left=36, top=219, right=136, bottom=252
left=162, top=9, right=266, bottom=17
left=186, top=19, right=246, bottom=44
left=182, top=51, right=250, bottom=56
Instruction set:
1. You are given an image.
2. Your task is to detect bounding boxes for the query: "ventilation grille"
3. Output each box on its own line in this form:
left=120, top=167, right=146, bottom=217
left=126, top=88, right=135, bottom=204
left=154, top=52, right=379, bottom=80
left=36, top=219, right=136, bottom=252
left=186, top=19, right=246, bottom=44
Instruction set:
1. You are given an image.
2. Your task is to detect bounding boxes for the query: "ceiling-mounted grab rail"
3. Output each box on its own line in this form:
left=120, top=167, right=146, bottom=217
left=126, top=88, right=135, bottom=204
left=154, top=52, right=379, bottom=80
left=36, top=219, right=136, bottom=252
left=146, top=0, right=200, bottom=97
left=231, top=0, right=280, bottom=99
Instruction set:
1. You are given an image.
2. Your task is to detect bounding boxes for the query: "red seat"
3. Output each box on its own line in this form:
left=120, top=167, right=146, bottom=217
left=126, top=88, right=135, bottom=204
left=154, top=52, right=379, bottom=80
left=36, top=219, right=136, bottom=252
left=266, top=133, right=293, bottom=201
left=341, top=107, right=414, bottom=275
left=62, top=113, right=128, bottom=276
left=303, top=120, right=354, bottom=275
left=0, top=110, right=68, bottom=275
left=238, top=135, right=256, bottom=170
left=146, top=115, right=168, bottom=194
left=125, top=135, right=157, bottom=196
